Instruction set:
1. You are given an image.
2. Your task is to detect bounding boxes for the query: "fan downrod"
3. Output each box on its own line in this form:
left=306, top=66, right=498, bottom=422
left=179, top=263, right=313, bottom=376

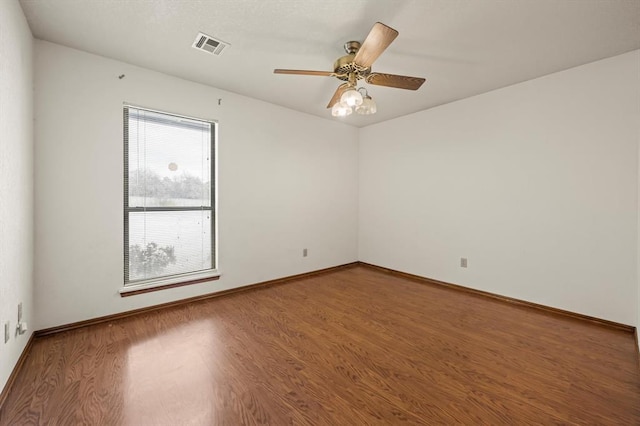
left=343, top=41, right=361, bottom=54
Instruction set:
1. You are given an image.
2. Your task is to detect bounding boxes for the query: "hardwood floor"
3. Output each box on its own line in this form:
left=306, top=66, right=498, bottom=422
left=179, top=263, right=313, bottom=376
left=1, top=265, right=639, bottom=425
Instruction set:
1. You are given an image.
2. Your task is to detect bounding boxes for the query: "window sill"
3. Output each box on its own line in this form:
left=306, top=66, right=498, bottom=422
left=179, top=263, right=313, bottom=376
left=119, top=270, right=221, bottom=297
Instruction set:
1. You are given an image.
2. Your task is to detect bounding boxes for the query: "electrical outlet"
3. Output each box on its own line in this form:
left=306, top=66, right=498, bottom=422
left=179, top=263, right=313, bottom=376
left=460, top=258, right=468, bottom=268
left=303, top=248, right=308, bottom=257
left=4, top=321, right=10, bottom=343
left=18, top=302, right=22, bottom=322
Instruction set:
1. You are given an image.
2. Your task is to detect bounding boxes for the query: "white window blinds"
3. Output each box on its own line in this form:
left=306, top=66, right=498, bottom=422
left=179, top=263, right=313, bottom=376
left=124, top=106, right=215, bottom=285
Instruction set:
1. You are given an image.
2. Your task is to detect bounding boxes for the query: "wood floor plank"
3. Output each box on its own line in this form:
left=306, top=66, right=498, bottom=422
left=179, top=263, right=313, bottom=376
left=1, top=266, right=639, bottom=425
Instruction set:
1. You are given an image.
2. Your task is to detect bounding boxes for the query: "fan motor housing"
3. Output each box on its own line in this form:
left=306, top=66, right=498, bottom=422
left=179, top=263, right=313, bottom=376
left=333, top=54, right=371, bottom=81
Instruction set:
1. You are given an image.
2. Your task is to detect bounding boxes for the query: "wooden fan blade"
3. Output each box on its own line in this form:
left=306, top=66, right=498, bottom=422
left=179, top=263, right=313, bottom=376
left=353, top=22, right=398, bottom=68
left=274, top=69, right=335, bottom=77
left=327, top=83, right=349, bottom=108
left=366, top=73, right=426, bottom=90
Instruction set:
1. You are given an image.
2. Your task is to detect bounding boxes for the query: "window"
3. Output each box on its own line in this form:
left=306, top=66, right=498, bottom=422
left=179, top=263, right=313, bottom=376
left=123, top=106, right=217, bottom=291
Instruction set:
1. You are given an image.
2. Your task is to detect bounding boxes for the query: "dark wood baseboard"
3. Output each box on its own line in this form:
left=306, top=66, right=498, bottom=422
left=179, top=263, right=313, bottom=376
left=358, top=261, right=636, bottom=334
left=36, top=260, right=636, bottom=337
left=35, top=262, right=359, bottom=337
left=0, top=332, right=35, bottom=414
left=635, top=329, right=640, bottom=371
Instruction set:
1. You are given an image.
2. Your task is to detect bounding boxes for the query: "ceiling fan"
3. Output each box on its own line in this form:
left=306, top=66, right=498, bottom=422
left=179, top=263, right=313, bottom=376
left=274, top=22, right=426, bottom=117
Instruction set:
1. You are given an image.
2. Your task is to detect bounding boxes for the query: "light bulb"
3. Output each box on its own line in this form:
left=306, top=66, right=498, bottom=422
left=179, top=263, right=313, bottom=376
left=331, top=101, right=352, bottom=117
left=340, top=87, right=363, bottom=107
left=355, top=96, right=377, bottom=115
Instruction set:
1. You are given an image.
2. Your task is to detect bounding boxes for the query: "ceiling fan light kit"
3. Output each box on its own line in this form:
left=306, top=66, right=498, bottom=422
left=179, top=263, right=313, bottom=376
left=274, top=22, right=425, bottom=119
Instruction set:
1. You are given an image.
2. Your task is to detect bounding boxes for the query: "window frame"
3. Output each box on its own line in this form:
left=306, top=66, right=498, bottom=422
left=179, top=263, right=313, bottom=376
left=121, top=104, right=219, bottom=295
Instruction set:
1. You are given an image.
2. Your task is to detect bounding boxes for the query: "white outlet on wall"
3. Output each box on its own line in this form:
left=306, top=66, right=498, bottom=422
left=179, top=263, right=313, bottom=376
left=303, top=248, right=308, bottom=257
left=4, top=321, right=10, bottom=343
left=460, top=258, right=468, bottom=268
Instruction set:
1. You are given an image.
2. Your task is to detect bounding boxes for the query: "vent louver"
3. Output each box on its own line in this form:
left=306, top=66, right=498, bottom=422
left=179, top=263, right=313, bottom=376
left=192, top=32, right=230, bottom=56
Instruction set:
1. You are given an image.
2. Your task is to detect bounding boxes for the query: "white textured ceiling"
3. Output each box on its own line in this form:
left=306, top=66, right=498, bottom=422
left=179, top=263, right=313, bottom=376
left=19, top=0, right=640, bottom=127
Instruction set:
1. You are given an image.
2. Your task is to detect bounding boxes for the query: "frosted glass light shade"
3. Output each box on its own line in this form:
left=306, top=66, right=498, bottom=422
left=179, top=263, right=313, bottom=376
left=355, top=96, right=377, bottom=115
left=340, top=88, right=363, bottom=107
left=331, top=101, right=352, bottom=117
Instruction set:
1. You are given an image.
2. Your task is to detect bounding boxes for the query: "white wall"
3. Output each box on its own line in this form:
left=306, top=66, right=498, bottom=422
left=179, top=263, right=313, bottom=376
left=34, top=41, right=358, bottom=330
left=0, top=1, right=34, bottom=392
left=359, top=51, right=640, bottom=326
left=26, top=35, right=640, bottom=336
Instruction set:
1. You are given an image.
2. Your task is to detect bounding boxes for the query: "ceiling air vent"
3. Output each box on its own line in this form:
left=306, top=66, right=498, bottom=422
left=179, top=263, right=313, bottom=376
left=192, top=32, right=230, bottom=56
